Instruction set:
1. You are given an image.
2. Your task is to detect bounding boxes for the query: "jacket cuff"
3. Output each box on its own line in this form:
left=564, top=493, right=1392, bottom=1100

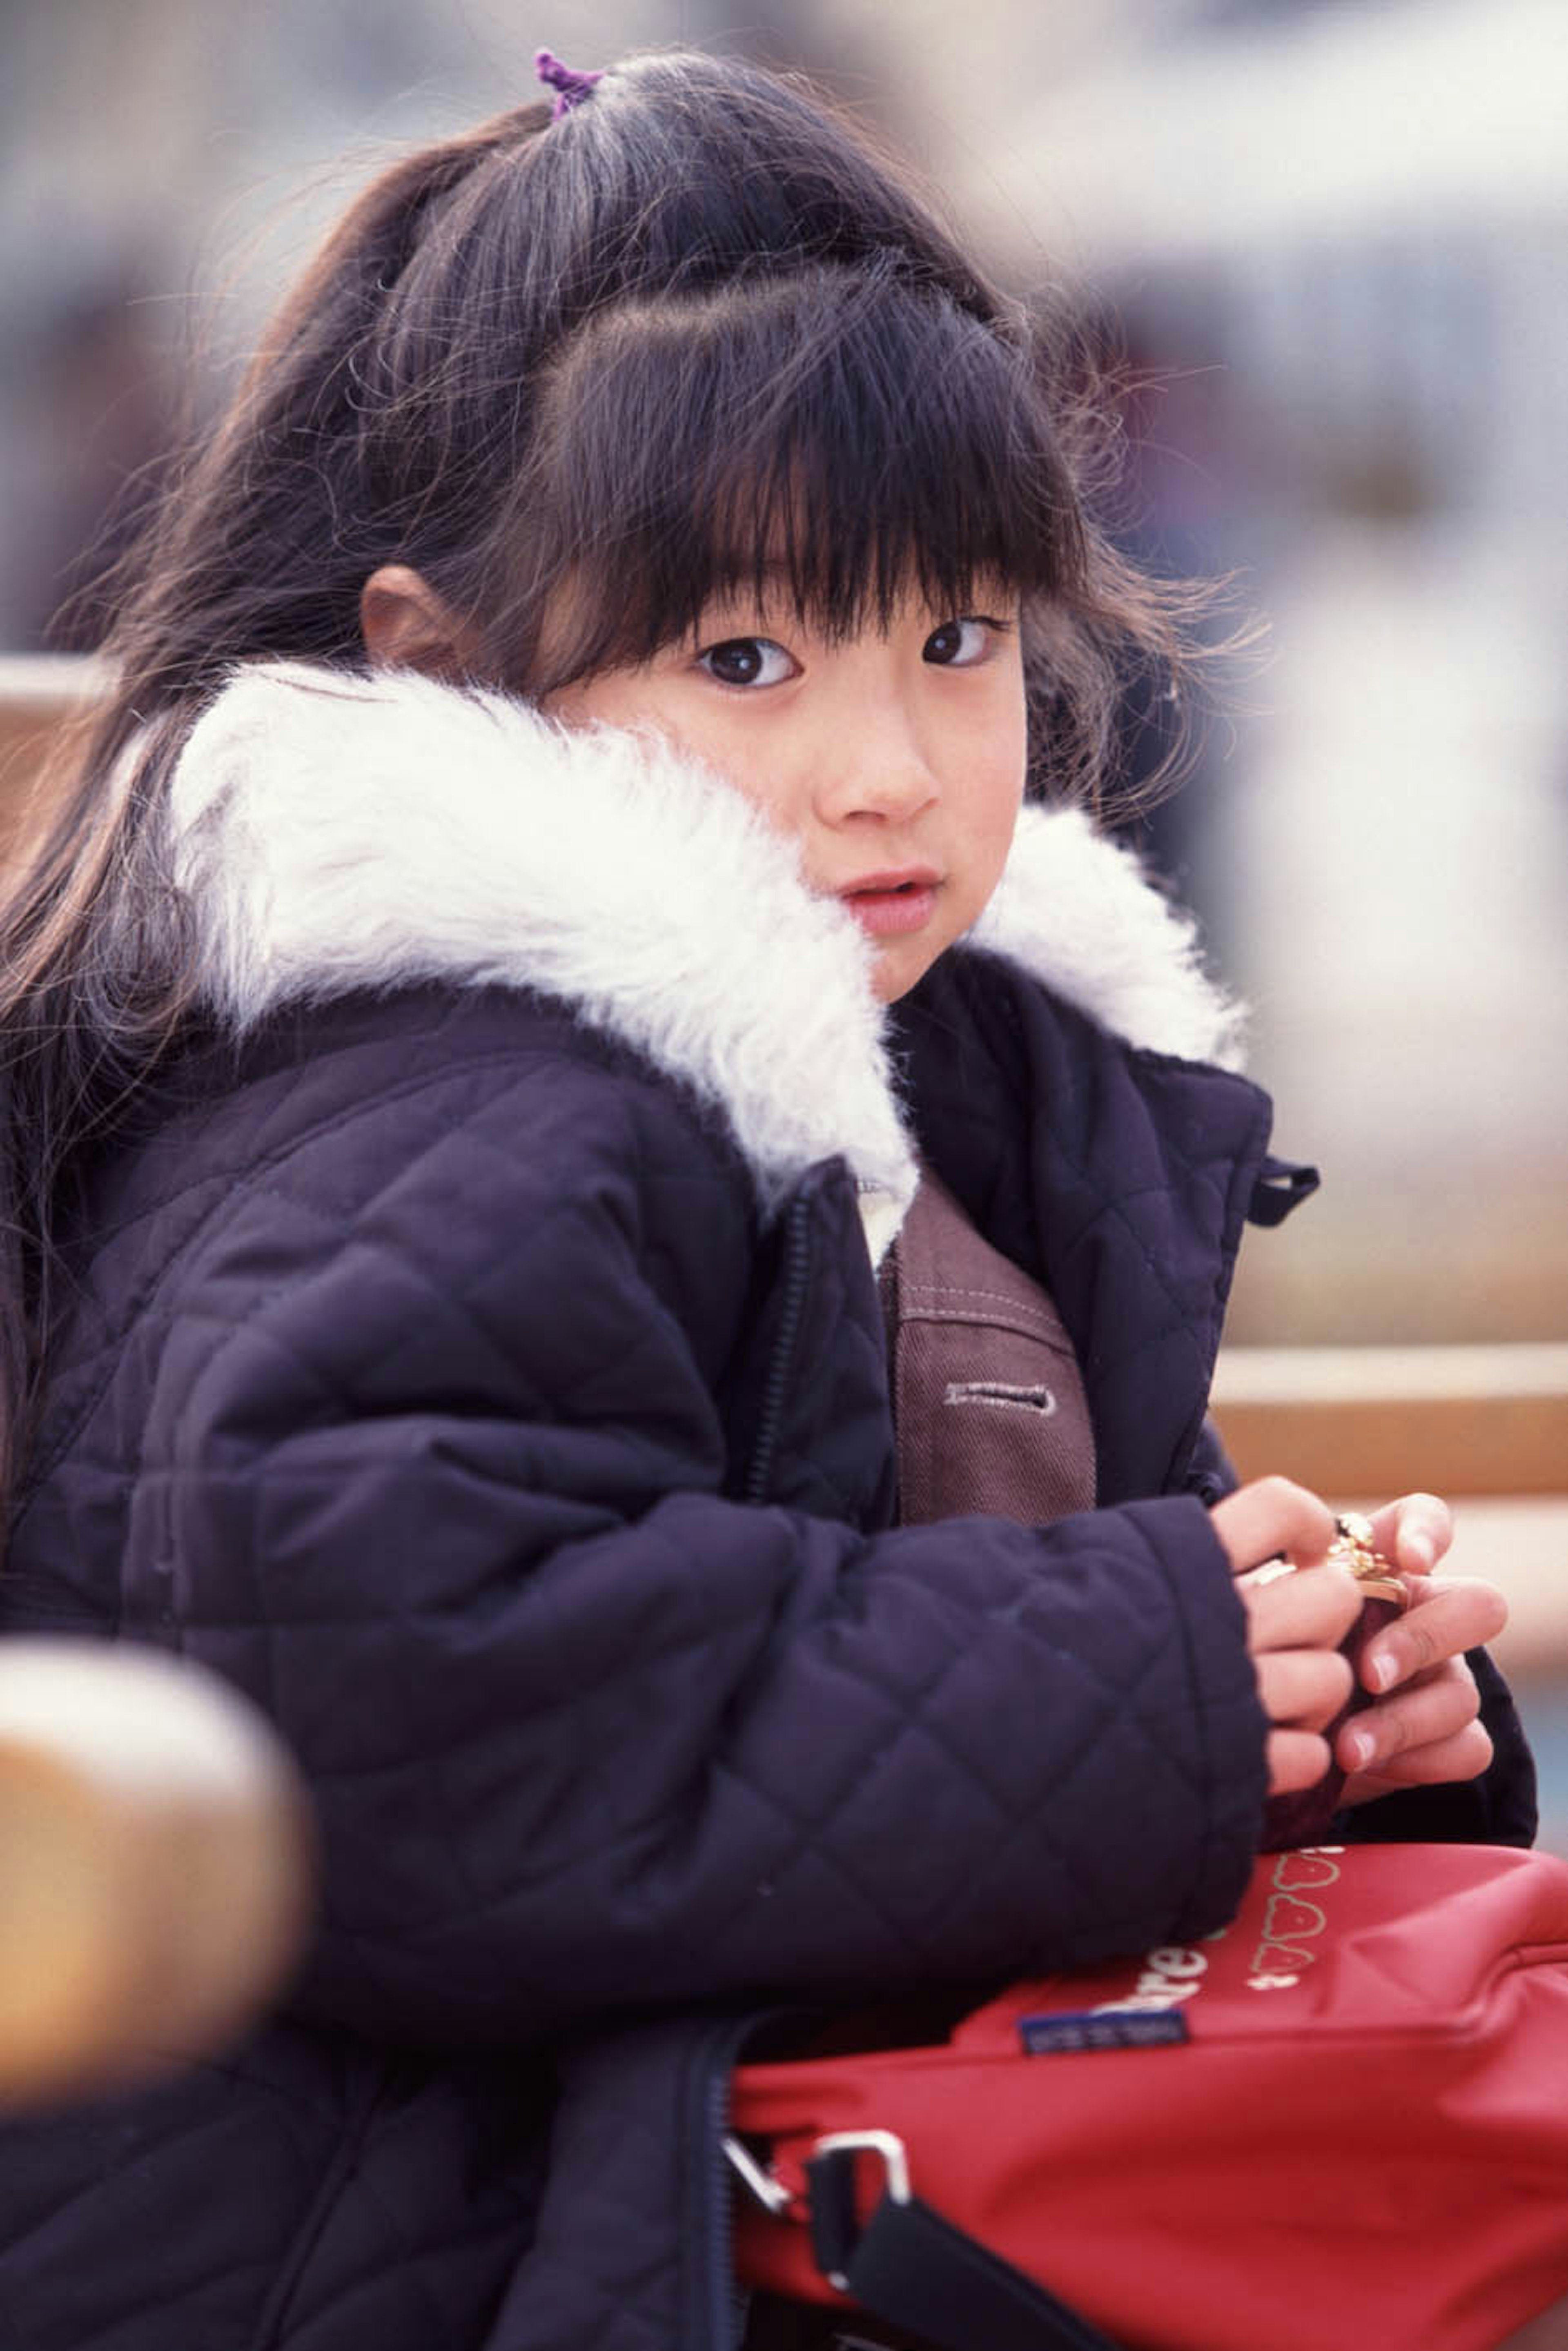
left=1129, top=1494, right=1273, bottom=1939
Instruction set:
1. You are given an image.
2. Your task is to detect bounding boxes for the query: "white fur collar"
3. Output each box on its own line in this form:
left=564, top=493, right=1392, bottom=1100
left=167, top=661, right=1243, bottom=1255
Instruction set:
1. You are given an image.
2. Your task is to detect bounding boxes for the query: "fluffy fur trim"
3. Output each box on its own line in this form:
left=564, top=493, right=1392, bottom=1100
left=167, top=661, right=1243, bottom=1241
left=973, top=806, right=1246, bottom=1072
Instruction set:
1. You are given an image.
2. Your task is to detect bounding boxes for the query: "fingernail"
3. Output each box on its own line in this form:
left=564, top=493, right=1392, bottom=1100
left=1403, top=1532, right=1434, bottom=1572
left=1343, top=1726, right=1375, bottom=1771
left=1368, top=1649, right=1399, bottom=1693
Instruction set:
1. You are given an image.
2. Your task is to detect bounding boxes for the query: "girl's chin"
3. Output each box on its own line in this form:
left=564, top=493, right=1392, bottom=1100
left=868, top=935, right=945, bottom=1004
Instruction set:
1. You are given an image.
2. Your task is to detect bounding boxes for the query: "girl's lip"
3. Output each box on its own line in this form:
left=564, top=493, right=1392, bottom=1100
left=839, top=866, right=942, bottom=894
left=840, top=883, right=939, bottom=937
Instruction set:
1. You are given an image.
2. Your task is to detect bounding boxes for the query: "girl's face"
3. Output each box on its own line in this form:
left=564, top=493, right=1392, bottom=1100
left=544, top=587, right=1027, bottom=1002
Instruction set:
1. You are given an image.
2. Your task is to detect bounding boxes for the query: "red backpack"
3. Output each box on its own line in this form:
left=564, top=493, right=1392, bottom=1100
left=731, top=1842, right=1568, bottom=2351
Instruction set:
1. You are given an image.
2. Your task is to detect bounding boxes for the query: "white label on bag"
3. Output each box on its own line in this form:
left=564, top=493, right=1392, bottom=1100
left=1092, top=1946, right=1209, bottom=2014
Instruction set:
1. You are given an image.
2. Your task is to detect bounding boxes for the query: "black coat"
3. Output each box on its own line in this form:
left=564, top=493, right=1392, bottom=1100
left=0, top=666, right=1533, bottom=2351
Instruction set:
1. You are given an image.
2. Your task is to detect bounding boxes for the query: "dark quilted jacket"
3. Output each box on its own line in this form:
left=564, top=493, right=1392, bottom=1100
left=0, top=666, right=1534, bottom=2351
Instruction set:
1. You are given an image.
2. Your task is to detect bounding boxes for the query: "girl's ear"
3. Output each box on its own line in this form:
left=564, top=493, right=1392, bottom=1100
left=359, top=564, right=479, bottom=677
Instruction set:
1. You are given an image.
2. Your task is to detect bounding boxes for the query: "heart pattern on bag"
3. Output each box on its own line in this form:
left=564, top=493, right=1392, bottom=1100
left=1272, top=1852, right=1341, bottom=1892
left=1251, top=1944, right=1316, bottom=1975
left=1248, top=1859, right=1341, bottom=1986
left=1263, top=1893, right=1328, bottom=1945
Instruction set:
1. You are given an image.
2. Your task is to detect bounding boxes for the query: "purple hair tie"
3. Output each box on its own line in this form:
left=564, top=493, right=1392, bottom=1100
left=535, top=47, right=603, bottom=119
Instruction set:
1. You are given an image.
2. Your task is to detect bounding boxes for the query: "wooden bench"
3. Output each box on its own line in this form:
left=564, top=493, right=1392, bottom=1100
left=0, top=654, right=104, bottom=774
left=1213, top=1345, right=1568, bottom=1678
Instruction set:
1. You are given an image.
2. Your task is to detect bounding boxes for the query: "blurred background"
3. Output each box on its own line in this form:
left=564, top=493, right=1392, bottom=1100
left=2, top=0, right=1564, bottom=1837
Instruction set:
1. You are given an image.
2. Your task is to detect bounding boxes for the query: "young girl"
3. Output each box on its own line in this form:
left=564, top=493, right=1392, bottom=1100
left=0, top=44, right=1532, bottom=2351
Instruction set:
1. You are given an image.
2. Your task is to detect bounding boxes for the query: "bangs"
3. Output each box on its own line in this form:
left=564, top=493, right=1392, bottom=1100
left=508, top=263, right=1084, bottom=686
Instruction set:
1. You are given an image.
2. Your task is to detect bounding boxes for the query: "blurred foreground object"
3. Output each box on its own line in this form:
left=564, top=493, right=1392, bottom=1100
left=0, top=1641, right=313, bottom=2106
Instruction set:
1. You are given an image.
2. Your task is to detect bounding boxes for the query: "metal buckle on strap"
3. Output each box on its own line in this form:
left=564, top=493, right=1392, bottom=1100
left=723, top=2132, right=794, bottom=2215
left=722, top=2128, right=915, bottom=2295
left=811, top=2130, right=911, bottom=2205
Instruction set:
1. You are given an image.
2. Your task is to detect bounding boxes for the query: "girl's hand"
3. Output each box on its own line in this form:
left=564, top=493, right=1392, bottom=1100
left=1334, top=1492, right=1508, bottom=1804
left=1211, top=1477, right=1363, bottom=1796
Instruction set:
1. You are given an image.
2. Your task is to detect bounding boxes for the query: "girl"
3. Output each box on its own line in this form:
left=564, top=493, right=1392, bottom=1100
left=0, top=44, right=1532, bottom=2351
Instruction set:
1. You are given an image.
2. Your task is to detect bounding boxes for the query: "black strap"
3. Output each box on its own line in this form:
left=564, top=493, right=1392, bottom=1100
left=808, top=2157, right=1119, bottom=2351
left=1247, top=1155, right=1321, bottom=1229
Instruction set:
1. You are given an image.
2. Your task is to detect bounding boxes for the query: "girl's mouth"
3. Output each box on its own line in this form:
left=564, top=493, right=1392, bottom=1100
left=839, top=879, right=940, bottom=937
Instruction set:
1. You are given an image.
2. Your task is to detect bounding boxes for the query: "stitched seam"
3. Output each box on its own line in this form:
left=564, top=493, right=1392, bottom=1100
left=21, top=1037, right=729, bottom=1507
left=38, top=1084, right=718, bottom=1601
left=260, top=2214, right=524, bottom=2348
left=913, top=1522, right=1211, bottom=1949
left=1045, top=1158, right=1221, bottom=1395
left=20, top=1049, right=584, bottom=1501
left=897, top=1283, right=1059, bottom=1319
left=484, top=1561, right=1013, bottom=1974
left=1029, top=1075, right=1271, bottom=1404
left=688, top=1542, right=1156, bottom=1965
left=915, top=1635, right=1172, bottom=1948
left=885, top=1652, right=1129, bottom=1941
left=249, top=2058, right=396, bottom=2351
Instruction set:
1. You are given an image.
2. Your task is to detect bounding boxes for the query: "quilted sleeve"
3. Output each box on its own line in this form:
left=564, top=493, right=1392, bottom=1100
left=137, top=1056, right=1270, bottom=2048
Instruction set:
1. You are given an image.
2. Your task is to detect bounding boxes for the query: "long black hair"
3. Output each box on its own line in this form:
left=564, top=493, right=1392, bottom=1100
left=0, top=46, right=1212, bottom=1517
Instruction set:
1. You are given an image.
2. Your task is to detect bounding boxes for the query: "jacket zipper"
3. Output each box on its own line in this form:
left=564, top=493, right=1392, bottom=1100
left=702, top=1200, right=810, bottom=2337
left=687, top=2010, right=784, bottom=2351
left=743, top=1195, right=813, bottom=1505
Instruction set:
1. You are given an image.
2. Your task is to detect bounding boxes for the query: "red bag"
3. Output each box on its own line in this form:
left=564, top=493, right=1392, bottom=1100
left=731, top=1843, right=1568, bottom=2351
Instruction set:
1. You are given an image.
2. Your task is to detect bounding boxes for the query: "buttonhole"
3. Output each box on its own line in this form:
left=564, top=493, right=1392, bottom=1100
left=942, top=1381, right=1058, bottom=1416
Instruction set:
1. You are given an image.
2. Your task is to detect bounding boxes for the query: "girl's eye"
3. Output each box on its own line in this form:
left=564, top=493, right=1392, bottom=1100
left=697, top=637, right=798, bottom=689
left=923, top=617, right=998, bottom=668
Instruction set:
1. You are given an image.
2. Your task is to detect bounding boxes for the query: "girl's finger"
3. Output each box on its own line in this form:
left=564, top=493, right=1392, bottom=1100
left=1255, top=1647, right=1354, bottom=1733
left=1238, top=1564, right=1363, bottom=1655
left=1266, top=1728, right=1334, bottom=1797
left=1341, top=1720, right=1495, bottom=1801
left=1211, top=1476, right=1336, bottom=1578
left=1365, top=1491, right=1452, bottom=1577
left=1337, top=1657, right=1481, bottom=1775
left=1361, top=1575, right=1508, bottom=1693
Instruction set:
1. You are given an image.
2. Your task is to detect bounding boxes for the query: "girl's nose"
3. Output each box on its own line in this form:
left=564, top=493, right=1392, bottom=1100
left=814, top=698, right=941, bottom=826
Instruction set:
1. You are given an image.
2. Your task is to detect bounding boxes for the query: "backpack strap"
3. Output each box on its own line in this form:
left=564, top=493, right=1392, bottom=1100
left=806, top=2142, right=1120, bottom=2351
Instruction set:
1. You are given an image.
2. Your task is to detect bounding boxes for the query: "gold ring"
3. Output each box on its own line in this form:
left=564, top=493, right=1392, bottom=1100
left=1328, top=1513, right=1403, bottom=1600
